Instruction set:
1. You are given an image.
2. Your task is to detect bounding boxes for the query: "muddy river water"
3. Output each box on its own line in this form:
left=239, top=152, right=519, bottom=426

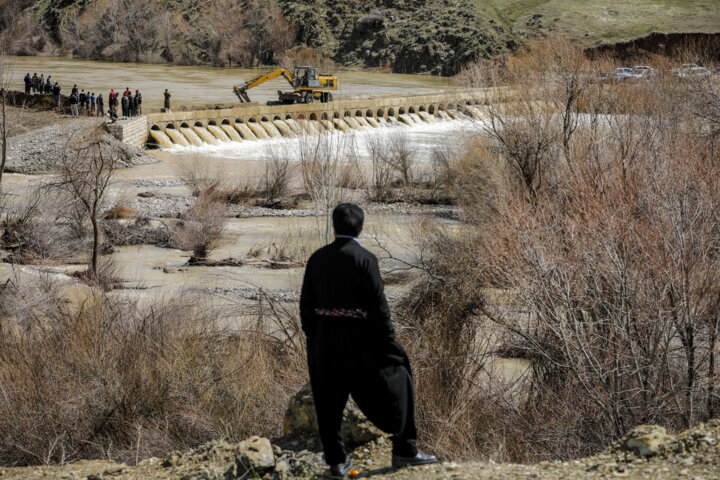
left=3, top=57, right=478, bottom=307
left=8, top=56, right=449, bottom=110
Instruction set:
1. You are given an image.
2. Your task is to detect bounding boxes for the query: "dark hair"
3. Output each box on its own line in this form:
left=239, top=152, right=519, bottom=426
left=332, top=203, right=364, bottom=237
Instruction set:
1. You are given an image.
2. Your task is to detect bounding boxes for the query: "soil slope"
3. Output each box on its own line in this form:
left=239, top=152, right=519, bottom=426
left=2, top=421, right=720, bottom=479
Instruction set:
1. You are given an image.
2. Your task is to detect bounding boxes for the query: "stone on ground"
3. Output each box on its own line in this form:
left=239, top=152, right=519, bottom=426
left=284, top=383, right=383, bottom=446
left=224, top=436, right=275, bottom=479
left=615, top=425, right=673, bottom=457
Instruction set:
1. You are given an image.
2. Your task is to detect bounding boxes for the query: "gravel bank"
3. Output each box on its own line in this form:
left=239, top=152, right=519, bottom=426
left=5, top=117, right=157, bottom=174
left=130, top=191, right=460, bottom=220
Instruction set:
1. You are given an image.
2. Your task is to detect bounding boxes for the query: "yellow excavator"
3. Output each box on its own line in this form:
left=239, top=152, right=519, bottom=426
left=233, top=66, right=337, bottom=104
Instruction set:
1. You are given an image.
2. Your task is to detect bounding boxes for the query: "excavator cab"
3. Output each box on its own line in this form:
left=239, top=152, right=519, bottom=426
left=234, top=65, right=336, bottom=104
left=292, top=67, right=319, bottom=88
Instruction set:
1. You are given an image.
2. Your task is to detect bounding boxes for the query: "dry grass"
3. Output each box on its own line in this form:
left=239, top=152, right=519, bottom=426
left=402, top=38, right=720, bottom=463
left=0, top=279, right=306, bottom=466
left=103, top=202, right=138, bottom=220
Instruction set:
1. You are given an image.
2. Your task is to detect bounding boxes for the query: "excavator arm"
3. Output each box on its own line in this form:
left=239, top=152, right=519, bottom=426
left=233, top=68, right=294, bottom=103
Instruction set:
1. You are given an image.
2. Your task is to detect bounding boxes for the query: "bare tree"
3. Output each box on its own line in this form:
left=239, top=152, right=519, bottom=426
left=297, top=133, right=358, bottom=243
left=0, top=51, right=11, bottom=189
left=49, top=132, right=116, bottom=276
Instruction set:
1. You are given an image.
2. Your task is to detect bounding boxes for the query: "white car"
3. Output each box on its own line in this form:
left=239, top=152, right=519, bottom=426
left=611, top=67, right=635, bottom=83
left=674, top=64, right=712, bottom=78
left=631, top=66, right=657, bottom=79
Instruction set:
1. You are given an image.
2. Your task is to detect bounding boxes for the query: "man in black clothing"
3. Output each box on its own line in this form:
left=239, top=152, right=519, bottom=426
left=300, top=203, right=437, bottom=478
left=78, top=90, right=87, bottom=115
left=53, top=83, right=61, bottom=107
left=24, top=73, right=31, bottom=95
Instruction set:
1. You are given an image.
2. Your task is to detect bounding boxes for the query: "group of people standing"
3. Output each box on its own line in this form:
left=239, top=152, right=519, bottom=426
left=24, top=72, right=63, bottom=107
left=24, top=73, right=146, bottom=121
left=109, top=87, right=143, bottom=117
left=68, top=84, right=105, bottom=118
left=70, top=86, right=142, bottom=120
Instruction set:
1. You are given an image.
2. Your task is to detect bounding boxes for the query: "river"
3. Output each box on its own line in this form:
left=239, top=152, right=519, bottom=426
left=8, top=56, right=450, bottom=110
left=2, top=57, right=478, bottom=308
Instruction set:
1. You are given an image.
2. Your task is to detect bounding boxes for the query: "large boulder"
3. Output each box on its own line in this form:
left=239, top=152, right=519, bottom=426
left=615, top=425, right=673, bottom=457
left=283, top=383, right=383, bottom=446
left=224, top=436, right=275, bottom=479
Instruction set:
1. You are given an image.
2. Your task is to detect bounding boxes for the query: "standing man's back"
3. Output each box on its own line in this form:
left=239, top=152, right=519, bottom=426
left=300, top=203, right=436, bottom=478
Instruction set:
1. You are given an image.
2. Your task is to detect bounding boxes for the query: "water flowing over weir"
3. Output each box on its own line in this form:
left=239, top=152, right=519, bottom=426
left=137, top=89, right=499, bottom=149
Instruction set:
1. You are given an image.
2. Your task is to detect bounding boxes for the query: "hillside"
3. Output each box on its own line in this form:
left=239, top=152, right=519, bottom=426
left=478, top=0, right=720, bottom=46
left=1, top=0, right=719, bottom=74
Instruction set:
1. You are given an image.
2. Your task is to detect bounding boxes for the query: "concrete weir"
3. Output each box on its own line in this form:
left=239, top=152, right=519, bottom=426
left=109, top=89, right=490, bottom=148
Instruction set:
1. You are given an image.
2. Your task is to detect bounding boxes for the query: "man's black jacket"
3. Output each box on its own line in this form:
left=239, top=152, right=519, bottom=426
left=300, top=237, right=396, bottom=355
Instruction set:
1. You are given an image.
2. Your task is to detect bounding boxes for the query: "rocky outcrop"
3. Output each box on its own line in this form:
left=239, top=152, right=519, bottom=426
left=280, top=0, right=516, bottom=75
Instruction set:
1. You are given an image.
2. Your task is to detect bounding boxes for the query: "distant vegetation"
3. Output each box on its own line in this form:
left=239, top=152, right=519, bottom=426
left=1, top=0, right=719, bottom=74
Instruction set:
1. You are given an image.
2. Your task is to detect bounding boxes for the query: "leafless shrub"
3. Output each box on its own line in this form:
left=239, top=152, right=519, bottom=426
left=172, top=191, right=227, bottom=261
left=208, top=179, right=260, bottom=205
left=366, top=133, right=395, bottom=202
left=2, top=187, right=92, bottom=265
left=177, top=156, right=219, bottom=196
left=103, top=201, right=138, bottom=219
left=407, top=37, right=720, bottom=463
left=297, top=133, right=358, bottom=243
left=261, top=143, right=295, bottom=203
left=365, top=130, right=416, bottom=200
left=0, top=283, right=306, bottom=466
left=386, top=130, right=415, bottom=184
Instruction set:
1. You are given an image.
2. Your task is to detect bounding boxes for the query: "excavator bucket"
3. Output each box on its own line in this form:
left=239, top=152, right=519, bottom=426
left=233, top=85, right=251, bottom=103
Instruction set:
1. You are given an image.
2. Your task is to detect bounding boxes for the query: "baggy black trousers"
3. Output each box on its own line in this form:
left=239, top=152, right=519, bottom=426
left=307, top=334, right=418, bottom=465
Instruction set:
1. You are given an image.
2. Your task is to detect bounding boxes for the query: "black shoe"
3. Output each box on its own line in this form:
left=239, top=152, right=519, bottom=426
left=392, top=451, right=438, bottom=469
left=329, top=457, right=352, bottom=478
